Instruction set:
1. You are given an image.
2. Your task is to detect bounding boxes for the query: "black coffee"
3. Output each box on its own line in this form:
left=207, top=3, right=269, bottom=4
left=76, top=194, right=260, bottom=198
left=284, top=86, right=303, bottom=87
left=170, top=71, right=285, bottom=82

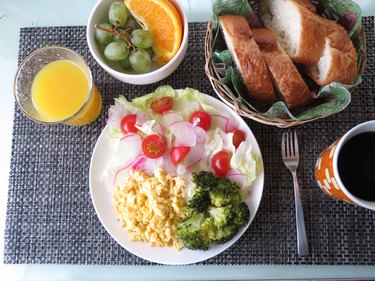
left=337, top=132, right=375, bottom=201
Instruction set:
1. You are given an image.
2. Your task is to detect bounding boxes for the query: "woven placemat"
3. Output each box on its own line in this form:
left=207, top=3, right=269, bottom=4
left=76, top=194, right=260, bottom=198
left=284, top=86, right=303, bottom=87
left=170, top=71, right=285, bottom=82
left=4, top=20, right=375, bottom=265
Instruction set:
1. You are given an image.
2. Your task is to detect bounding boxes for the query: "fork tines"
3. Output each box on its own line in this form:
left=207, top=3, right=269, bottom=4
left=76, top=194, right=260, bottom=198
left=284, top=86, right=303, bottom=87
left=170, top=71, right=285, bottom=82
left=282, top=131, right=299, bottom=158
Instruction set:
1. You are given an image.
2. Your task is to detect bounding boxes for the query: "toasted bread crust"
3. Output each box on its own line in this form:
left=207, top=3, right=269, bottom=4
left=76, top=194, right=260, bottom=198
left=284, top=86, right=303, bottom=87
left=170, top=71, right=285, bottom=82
left=259, top=0, right=325, bottom=65
left=292, top=1, right=325, bottom=64
left=311, top=18, right=357, bottom=85
left=219, top=15, right=276, bottom=104
left=253, top=28, right=313, bottom=109
left=297, top=0, right=317, bottom=13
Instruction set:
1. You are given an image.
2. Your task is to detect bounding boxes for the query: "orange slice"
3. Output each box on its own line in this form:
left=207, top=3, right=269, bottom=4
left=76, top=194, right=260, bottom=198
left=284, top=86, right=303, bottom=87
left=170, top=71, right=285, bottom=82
left=124, top=0, right=183, bottom=66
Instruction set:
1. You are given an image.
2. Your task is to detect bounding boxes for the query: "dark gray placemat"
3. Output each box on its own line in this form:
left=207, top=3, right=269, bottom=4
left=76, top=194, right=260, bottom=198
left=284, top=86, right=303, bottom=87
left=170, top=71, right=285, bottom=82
left=4, top=20, right=375, bottom=265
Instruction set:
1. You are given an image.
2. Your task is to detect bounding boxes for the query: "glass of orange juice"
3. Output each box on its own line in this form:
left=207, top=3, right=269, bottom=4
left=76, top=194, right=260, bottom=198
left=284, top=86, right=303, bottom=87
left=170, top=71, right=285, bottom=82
left=14, top=46, right=102, bottom=126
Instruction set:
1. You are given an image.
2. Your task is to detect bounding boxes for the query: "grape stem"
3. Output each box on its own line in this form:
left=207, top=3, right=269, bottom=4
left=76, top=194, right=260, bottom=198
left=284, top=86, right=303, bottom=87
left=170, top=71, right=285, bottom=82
left=95, top=24, right=134, bottom=48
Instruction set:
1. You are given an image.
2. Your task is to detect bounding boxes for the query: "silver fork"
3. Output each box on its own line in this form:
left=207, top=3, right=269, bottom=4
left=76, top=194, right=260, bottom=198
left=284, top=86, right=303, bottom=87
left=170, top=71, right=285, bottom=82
left=281, top=131, right=309, bottom=256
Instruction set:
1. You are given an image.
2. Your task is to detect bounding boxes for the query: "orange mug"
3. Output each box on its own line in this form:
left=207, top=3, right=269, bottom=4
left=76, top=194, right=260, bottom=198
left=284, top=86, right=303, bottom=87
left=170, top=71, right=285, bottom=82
left=315, top=120, right=375, bottom=210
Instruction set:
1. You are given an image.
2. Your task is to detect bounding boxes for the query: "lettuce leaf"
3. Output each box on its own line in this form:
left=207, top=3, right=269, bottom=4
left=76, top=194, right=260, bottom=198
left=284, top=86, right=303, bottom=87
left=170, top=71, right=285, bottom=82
left=132, top=85, right=176, bottom=110
left=230, top=140, right=257, bottom=187
left=174, top=88, right=201, bottom=119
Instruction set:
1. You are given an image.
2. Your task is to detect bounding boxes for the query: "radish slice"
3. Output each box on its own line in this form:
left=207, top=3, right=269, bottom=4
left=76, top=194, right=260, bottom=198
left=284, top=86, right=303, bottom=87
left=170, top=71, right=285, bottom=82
left=168, top=120, right=197, bottom=147
left=192, top=126, right=207, bottom=144
left=155, top=122, right=165, bottom=137
left=126, top=154, right=164, bottom=176
left=183, top=143, right=205, bottom=169
left=131, top=155, right=147, bottom=171
left=211, top=114, right=239, bottom=133
left=142, top=157, right=164, bottom=176
left=111, top=134, right=143, bottom=186
left=136, top=112, right=150, bottom=127
left=161, top=154, right=176, bottom=175
left=113, top=159, right=136, bottom=187
left=162, top=111, right=183, bottom=127
left=115, top=133, right=142, bottom=166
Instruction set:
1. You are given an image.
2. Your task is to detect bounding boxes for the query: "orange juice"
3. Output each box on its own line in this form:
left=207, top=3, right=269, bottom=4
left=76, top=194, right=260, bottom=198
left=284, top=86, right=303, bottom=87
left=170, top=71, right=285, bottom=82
left=31, top=59, right=101, bottom=125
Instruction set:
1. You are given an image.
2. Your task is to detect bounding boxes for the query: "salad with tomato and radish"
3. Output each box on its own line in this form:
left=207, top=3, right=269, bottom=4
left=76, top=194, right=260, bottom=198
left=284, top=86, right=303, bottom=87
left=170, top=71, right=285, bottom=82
left=102, top=85, right=260, bottom=194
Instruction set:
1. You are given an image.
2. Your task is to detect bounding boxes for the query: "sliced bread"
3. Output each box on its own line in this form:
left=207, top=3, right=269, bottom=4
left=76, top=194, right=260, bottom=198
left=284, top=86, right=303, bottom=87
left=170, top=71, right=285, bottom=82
left=218, top=15, right=276, bottom=104
left=259, top=0, right=325, bottom=65
left=297, top=0, right=317, bottom=13
left=252, top=28, right=314, bottom=109
left=305, top=18, right=357, bottom=86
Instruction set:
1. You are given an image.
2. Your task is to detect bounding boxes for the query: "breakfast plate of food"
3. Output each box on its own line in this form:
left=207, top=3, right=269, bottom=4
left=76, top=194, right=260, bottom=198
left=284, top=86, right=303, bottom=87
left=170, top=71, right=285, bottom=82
left=89, top=85, right=264, bottom=264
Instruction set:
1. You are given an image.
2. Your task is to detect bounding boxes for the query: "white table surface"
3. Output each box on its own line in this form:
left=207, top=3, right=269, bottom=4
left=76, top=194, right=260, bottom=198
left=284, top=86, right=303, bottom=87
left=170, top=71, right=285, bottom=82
left=1, top=1, right=375, bottom=280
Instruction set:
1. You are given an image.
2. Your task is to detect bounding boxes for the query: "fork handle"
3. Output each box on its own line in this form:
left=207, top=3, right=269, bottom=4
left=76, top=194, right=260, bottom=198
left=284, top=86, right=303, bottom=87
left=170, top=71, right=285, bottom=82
left=292, top=171, right=309, bottom=256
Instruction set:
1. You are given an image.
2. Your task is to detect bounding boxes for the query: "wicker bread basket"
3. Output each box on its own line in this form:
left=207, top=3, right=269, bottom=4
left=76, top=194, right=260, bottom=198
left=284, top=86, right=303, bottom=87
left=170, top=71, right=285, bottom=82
left=204, top=19, right=367, bottom=128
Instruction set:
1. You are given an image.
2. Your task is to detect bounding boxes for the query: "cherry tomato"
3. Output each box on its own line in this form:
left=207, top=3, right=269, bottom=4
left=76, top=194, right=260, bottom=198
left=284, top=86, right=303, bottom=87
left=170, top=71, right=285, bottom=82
left=211, top=150, right=231, bottom=177
left=142, top=134, right=167, bottom=159
left=150, top=96, right=174, bottom=114
left=170, top=146, right=190, bottom=166
left=120, top=114, right=138, bottom=134
left=189, top=110, right=211, bottom=131
left=232, top=129, right=246, bottom=149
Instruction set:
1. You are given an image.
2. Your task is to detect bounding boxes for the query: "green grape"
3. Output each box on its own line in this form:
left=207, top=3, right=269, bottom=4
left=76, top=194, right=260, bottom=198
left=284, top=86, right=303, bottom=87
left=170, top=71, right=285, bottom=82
left=95, top=23, right=113, bottom=45
left=113, top=29, right=126, bottom=42
left=129, top=48, right=152, bottom=73
left=125, top=17, right=141, bottom=31
left=104, top=41, right=129, bottom=61
left=130, top=29, right=154, bottom=49
left=119, top=56, right=131, bottom=69
left=109, top=1, right=128, bottom=28
left=145, top=48, right=154, bottom=59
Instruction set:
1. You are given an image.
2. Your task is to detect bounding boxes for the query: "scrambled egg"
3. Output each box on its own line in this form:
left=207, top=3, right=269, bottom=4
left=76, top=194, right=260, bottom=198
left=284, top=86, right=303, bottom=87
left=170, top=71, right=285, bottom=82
left=112, top=167, right=186, bottom=250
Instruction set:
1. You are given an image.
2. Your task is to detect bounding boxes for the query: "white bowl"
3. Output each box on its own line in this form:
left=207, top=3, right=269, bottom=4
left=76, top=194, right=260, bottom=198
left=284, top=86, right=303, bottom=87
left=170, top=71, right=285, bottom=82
left=87, top=0, right=188, bottom=85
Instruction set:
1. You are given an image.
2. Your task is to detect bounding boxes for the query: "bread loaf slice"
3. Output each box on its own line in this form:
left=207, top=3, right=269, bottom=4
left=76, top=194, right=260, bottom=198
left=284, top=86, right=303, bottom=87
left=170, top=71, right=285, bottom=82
left=297, top=0, right=317, bottom=13
left=259, top=0, right=325, bottom=65
left=305, top=18, right=357, bottom=86
left=252, top=28, right=314, bottom=109
left=218, top=15, right=276, bottom=104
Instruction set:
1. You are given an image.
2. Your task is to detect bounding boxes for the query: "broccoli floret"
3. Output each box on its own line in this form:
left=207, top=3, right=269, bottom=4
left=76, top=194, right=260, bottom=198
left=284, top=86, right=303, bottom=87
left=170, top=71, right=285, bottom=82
left=209, top=181, right=241, bottom=207
left=182, top=207, right=194, bottom=220
left=200, top=217, right=218, bottom=241
left=218, top=178, right=241, bottom=192
left=176, top=212, right=210, bottom=251
left=192, top=171, right=219, bottom=192
left=180, top=172, right=249, bottom=250
left=187, top=191, right=210, bottom=213
left=232, top=202, right=250, bottom=228
left=177, top=211, right=205, bottom=232
left=208, top=206, right=233, bottom=228
left=213, top=225, right=238, bottom=244
left=178, top=231, right=210, bottom=251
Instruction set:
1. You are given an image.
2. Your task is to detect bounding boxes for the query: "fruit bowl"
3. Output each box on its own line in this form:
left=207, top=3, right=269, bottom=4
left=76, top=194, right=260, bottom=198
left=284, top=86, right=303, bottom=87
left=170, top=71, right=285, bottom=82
left=204, top=0, right=366, bottom=128
left=87, top=0, right=188, bottom=85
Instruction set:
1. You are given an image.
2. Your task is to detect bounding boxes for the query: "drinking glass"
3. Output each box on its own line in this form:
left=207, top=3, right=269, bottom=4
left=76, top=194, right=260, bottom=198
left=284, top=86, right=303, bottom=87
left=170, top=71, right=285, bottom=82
left=14, top=46, right=102, bottom=126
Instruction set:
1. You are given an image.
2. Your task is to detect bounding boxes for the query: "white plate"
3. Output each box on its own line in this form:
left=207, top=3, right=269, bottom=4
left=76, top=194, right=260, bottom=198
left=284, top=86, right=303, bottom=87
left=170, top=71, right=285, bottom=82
left=89, top=93, right=264, bottom=265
